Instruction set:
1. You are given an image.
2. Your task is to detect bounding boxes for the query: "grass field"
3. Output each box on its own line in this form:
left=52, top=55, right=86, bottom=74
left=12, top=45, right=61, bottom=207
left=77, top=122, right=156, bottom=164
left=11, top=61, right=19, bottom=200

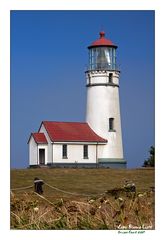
left=11, top=168, right=155, bottom=230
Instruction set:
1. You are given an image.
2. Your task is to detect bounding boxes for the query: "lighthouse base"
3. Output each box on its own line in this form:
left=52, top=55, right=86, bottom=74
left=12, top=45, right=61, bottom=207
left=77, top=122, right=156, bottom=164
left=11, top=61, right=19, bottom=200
left=98, top=158, right=127, bottom=169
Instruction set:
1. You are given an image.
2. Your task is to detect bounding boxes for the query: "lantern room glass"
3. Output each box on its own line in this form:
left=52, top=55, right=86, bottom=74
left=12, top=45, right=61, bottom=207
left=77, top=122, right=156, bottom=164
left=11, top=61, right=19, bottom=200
left=89, top=47, right=117, bottom=70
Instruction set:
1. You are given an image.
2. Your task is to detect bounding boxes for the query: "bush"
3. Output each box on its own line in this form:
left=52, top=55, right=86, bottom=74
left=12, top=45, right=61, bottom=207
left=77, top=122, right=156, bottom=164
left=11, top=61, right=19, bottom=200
left=143, top=146, right=155, bottom=167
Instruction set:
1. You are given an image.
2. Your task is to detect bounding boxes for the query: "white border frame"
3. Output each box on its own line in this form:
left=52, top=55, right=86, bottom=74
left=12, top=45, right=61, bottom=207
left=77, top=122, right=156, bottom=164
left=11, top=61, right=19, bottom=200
left=0, top=0, right=164, bottom=239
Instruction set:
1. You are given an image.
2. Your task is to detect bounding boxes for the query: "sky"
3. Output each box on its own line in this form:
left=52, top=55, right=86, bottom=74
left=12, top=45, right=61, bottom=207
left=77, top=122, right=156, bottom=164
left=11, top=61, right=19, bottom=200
left=10, top=10, right=155, bottom=169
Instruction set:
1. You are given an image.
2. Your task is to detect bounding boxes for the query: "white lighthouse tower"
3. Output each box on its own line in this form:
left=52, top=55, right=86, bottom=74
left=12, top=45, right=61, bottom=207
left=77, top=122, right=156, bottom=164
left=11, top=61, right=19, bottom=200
left=86, top=31, right=126, bottom=168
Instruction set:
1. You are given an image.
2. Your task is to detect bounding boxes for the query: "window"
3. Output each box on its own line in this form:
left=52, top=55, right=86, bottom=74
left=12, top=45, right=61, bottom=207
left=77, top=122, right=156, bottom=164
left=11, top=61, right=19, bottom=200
left=109, top=73, right=113, bottom=83
left=89, top=47, right=115, bottom=70
left=83, top=145, right=88, bottom=159
left=109, top=118, right=114, bottom=131
left=62, top=144, right=67, bottom=158
left=88, top=73, right=91, bottom=85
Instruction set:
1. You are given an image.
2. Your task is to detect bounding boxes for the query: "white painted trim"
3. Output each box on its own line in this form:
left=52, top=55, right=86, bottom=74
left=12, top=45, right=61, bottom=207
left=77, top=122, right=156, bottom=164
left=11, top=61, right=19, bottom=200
left=37, top=145, right=48, bottom=165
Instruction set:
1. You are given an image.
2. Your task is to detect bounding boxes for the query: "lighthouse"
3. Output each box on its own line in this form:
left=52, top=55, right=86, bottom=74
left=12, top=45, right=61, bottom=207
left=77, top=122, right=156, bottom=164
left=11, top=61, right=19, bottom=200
left=28, top=31, right=126, bottom=168
left=86, top=32, right=126, bottom=167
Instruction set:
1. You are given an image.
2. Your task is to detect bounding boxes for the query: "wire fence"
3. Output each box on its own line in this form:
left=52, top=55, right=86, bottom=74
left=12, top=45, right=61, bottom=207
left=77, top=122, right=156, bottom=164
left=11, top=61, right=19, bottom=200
left=11, top=181, right=105, bottom=197
left=11, top=185, right=34, bottom=191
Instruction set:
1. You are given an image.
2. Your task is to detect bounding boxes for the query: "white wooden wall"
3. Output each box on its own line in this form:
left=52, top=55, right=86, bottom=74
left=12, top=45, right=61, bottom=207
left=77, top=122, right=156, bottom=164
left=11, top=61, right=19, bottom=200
left=29, top=137, right=38, bottom=165
left=53, top=143, right=99, bottom=163
left=39, top=124, right=53, bottom=164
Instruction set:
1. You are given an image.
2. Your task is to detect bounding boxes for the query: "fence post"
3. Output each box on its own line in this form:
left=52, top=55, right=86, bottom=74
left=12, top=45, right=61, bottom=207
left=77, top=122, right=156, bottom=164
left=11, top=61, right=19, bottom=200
left=34, top=177, right=44, bottom=194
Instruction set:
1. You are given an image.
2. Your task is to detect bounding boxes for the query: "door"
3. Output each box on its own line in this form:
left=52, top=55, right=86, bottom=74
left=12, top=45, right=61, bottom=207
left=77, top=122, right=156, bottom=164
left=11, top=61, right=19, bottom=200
left=39, top=149, right=45, bottom=165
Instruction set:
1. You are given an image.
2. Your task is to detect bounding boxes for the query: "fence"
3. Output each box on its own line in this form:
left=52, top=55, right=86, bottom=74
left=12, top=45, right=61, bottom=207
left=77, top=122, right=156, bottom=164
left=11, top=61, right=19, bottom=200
left=11, top=180, right=105, bottom=197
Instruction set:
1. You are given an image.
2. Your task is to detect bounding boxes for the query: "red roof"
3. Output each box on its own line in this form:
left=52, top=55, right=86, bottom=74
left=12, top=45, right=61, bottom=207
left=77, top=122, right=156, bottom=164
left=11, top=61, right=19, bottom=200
left=41, top=121, right=107, bottom=143
left=88, top=31, right=117, bottom=49
left=32, top=133, right=48, bottom=144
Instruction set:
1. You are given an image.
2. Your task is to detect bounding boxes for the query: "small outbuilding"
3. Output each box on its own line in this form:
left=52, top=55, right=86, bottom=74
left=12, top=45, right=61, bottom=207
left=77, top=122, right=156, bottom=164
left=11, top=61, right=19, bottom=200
left=28, top=121, right=107, bottom=168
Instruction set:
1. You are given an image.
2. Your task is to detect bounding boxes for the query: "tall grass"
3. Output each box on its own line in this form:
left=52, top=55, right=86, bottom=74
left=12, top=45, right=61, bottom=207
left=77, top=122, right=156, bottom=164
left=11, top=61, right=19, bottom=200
left=11, top=188, right=154, bottom=230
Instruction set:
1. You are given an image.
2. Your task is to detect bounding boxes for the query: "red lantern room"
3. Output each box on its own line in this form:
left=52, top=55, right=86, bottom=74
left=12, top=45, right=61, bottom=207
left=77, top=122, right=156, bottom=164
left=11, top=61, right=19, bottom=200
left=88, top=32, right=118, bottom=71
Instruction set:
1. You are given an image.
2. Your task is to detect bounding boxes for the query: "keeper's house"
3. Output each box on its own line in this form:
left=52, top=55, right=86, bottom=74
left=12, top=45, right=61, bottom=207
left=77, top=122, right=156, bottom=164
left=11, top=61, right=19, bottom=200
left=28, top=121, right=107, bottom=168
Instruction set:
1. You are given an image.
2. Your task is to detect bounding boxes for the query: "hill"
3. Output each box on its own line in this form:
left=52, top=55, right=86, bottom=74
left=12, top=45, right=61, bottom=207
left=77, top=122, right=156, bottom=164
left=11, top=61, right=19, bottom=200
left=11, top=168, right=155, bottom=230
